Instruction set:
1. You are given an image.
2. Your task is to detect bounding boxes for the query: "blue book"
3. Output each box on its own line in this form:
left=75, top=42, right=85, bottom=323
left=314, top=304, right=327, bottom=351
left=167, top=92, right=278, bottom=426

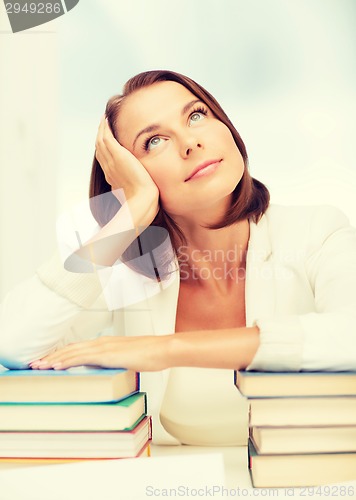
left=0, top=367, right=139, bottom=403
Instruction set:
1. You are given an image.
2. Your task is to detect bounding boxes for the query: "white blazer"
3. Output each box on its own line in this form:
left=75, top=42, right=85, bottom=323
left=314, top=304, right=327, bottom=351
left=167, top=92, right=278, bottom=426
left=1, top=204, right=356, bottom=444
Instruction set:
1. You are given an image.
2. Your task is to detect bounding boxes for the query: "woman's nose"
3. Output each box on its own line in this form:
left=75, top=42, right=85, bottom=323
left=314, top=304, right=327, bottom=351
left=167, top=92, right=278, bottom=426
left=181, top=134, right=203, bottom=158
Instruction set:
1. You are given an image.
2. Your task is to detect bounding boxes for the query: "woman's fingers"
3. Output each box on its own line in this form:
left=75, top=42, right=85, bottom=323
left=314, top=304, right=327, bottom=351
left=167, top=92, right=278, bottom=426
left=30, top=340, right=96, bottom=369
left=102, top=118, right=117, bottom=147
left=95, top=116, right=114, bottom=171
left=95, top=117, right=128, bottom=190
left=31, top=337, right=124, bottom=370
left=93, top=115, right=159, bottom=204
left=29, top=335, right=166, bottom=372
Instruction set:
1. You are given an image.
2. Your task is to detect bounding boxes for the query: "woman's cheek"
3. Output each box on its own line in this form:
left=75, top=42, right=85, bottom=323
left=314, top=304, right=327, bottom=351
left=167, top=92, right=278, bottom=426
left=155, top=178, right=178, bottom=212
left=142, top=150, right=171, bottom=183
left=212, top=121, right=234, bottom=140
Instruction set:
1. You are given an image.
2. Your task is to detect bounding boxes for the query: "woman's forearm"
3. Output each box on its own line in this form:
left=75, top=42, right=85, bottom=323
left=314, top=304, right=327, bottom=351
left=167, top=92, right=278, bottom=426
left=164, top=326, right=260, bottom=370
left=66, top=192, right=158, bottom=270
left=30, top=326, right=260, bottom=372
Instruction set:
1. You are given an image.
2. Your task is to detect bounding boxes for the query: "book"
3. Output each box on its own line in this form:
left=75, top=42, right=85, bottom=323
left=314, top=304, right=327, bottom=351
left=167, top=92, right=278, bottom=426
left=251, top=425, right=356, bottom=454
left=0, top=415, right=152, bottom=458
left=235, top=370, right=356, bottom=397
left=239, top=370, right=356, bottom=487
left=0, top=443, right=151, bottom=467
left=0, top=367, right=139, bottom=403
left=248, top=438, right=356, bottom=487
left=0, top=392, right=146, bottom=431
left=249, top=396, right=356, bottom=426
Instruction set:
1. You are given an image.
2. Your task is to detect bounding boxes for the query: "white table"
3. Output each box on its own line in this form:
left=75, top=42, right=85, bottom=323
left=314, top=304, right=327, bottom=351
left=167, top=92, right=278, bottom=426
left=0, top=446, right=242, bottom=500
left=0, top=444, right=249, bottom=486
left=151, top=444, right=252, bottom=489
left=2, top=445, right=356, bottom=499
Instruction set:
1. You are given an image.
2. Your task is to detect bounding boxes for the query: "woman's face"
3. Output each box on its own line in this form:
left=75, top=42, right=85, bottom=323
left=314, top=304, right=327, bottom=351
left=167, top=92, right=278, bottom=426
left=116, top=81, right=245, bottom=219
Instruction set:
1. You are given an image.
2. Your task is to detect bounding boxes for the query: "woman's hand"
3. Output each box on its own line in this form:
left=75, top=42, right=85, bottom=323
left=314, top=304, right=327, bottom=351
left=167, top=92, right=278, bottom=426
left=96, top=116, right=159, bottom=206
left=69, top=117, right=161, bottom=267
left=29, top=335, right=170, bottom=372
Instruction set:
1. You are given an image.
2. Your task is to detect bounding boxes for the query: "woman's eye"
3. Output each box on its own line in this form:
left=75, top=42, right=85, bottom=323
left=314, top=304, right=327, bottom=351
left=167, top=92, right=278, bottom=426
left=189, top=112, right=206, bottom=124
left=146, top=136, right=164, bottom=151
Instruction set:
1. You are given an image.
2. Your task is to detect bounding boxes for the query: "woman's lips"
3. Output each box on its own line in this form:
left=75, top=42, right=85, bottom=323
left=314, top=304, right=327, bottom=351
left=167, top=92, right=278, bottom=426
left=185, top=159, right=222, bottom=182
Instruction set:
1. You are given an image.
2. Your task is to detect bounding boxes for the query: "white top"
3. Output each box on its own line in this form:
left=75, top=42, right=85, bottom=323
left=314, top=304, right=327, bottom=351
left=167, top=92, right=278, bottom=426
left=160, top=367, right=248, bottom=445
left=1, top=204, right=356, bottom=444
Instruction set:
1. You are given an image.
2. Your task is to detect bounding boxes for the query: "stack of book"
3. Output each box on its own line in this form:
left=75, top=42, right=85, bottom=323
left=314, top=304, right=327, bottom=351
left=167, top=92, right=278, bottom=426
left=235, top=370, right=356, bottom=488
left=0, top=367, right=151, bottom=465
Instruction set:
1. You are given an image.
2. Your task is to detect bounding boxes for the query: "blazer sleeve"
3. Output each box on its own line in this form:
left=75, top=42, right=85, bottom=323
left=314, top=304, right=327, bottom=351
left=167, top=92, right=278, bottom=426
left=0, top=199, right=132, bottom=370
left=247, top=206, right=356, bottom=372
left=0, top=251, right=112, bottom=369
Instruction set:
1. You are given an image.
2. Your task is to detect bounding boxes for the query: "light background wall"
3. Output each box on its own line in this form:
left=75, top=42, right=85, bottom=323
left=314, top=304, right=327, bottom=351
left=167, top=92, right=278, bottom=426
left=0, top=0, right=355, bottom=299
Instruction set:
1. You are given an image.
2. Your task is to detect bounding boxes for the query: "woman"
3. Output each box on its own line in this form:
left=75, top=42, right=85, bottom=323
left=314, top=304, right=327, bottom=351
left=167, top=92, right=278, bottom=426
left=1, top=70, right=356, bottom=445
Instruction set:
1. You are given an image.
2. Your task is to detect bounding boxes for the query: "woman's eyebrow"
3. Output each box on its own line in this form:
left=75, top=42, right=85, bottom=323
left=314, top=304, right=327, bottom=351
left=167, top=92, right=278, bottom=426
left=181, top=98, right=201, bottom=117
left=132, top=99, right=202, bottom=149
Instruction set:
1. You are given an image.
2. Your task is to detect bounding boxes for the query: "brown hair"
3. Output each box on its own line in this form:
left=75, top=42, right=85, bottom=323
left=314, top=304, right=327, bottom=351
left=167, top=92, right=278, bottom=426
left=89, top=70, right=269, bottom=278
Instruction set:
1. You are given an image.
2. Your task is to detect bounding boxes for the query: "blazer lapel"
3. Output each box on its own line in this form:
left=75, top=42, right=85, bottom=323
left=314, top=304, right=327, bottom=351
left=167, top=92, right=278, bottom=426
left=245, top=214, right=276, bottom=326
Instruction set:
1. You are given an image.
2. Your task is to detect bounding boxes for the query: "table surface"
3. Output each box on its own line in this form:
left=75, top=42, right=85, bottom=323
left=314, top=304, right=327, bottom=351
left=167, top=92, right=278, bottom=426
left=0, top=444, right=251, bottom=488
left=150, top=444, right=252, bottom=488
left=1, top=445, right=356, bottom=498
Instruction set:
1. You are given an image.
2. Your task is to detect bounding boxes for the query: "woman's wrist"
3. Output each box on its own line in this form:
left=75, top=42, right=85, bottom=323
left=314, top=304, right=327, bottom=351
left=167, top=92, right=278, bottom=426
left=128, top=189, right=159, bottom=230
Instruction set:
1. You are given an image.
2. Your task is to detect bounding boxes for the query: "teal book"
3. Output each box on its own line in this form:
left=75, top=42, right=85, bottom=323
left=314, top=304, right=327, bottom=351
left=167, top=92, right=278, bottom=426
left=235, top=370, right=356, bottom=397
left=0, top=392, right=146, bottom=431
left=0, top=367, right=139, bottom=403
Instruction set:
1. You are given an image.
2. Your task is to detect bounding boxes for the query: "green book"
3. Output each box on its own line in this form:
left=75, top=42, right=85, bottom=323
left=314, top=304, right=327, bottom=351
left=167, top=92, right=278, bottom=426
left=0, top=392, right=146, bottom=431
